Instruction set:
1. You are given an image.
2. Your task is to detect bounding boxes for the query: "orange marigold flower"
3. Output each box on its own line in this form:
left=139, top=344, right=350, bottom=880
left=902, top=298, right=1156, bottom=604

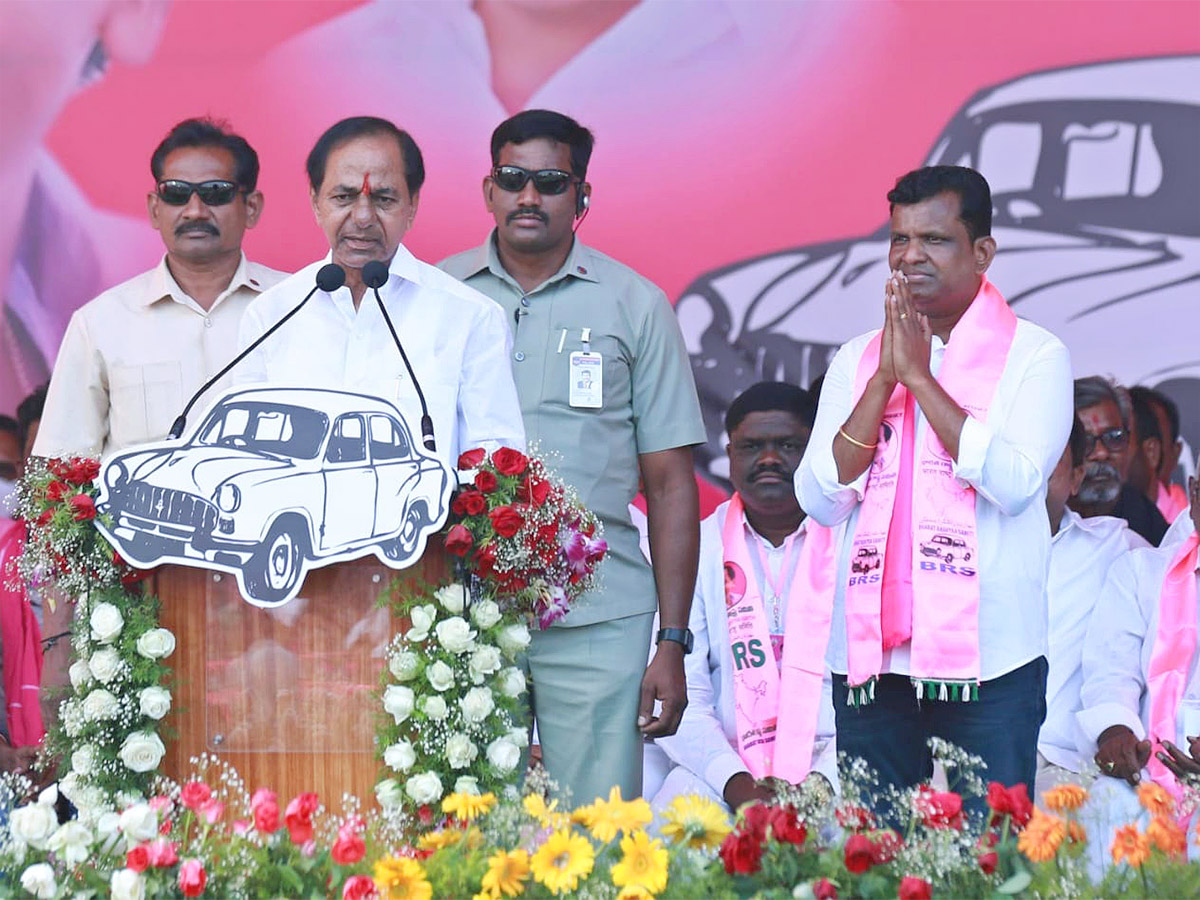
left=1146, top=816, right=1187, bottom=857
left=1066, top=819, right=1087, bottom=844
left=1017, top=808, right=1066, bottom=863
left=1136, top=782, right=1174, bottom=819
left=1041, top=784, right=1088, bottom=813
left=1111, top=824, right=1151, bottom=868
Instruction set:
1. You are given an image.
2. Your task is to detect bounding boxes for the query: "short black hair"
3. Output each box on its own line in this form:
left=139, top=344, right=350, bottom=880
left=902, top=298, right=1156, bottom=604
left=151, top=118, right=260, bottom=191
left=888, top=165, right=992, bottom=243
left=17, top=383, right=47, bottom=441
left=725, top=382, right=816, bottom=435
left=306, top=116, right=425, bottom=196
left=1128, top=386, right=1163, bottom=444
left=1074, top=376, right=1131, bottom=431
left=1067, top=414, right=1088, bottom=468
left=490, top=109, right=594, bottom=179
left=1132, top=385, right=1180, bottom=443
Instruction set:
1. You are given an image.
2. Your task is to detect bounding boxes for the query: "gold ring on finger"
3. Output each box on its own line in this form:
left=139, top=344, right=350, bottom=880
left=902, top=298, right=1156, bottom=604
left=899, top=313, right=908, bottom=320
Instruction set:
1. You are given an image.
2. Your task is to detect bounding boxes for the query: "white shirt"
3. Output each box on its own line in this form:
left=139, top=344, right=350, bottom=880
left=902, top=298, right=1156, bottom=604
left=1041, top=509, right=1147, bottom=772
left=236, top=245, right=525, bottom=471
left=656, top=500, right=837, bottom=797
left=1077, top=516, right=1200, bottom=750
left=795, top=317, right=1073, bottom=680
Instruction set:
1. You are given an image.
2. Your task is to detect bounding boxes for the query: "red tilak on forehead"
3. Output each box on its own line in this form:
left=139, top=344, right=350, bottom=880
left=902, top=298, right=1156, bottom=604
left=361, top=173, right=371, bottom=195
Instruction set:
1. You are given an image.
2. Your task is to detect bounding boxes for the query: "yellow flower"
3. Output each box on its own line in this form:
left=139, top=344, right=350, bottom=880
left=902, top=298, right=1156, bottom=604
left=524, top=793, right=570, bottom=829
left=481, top=848, right=530, bottom=898
left=1111, top=824, right=1152, bottom=868
left=417, top=829, right=462, bottom=852
left=443, top=791, right=498, bottom=823
left=659, top=794, right=732, bottom=851
left=575, top=786, right=653, bottom=843
left=617, top=886, right=654, bottom=900
left=373, top=856, right=433, bottom=900
left=529, top=828, right=596, bottom=895
left=1146, top=816, right=1187, bottom=857
left=1136, top=782, right=1174, bottom=818
left=611, top=830, right=669, bottom=896
left=1017, top=808, right=1066, bottom=863
left=1041, top=784, right=1089, bottom=813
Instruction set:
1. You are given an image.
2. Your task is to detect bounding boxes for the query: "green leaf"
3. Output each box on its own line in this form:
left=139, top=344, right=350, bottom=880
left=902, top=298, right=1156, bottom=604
left=279, top=865, right=305, bottom=893
left=996, top=870, right=1032, bottom=894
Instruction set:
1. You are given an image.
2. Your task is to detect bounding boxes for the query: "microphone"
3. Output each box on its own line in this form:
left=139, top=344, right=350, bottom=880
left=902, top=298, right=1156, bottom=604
left=167, top=264, right=345, bottom=439
left=361, top=259, right=436, bottom=452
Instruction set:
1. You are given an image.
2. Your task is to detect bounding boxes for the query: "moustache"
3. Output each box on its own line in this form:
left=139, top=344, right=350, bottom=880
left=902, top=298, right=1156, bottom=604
left=507, top=209, right=548, bottom=225
left=750, top=465, right=789, bottom=482
left=175, top=221, right=219, bottom=237
left=1083, top=461, right=1121, bottom=483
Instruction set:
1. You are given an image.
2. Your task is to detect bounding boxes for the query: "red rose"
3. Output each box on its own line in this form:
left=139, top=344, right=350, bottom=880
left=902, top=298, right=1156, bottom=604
left=180, top=780, right=212, bottom=811
left=66, top=457, right=100, bottom=485
left=45, top=480, right=71, bottom=502
left=474, top=470, right=498, bottom=493
left=125, top=845, right=150, bottom=872
left=836, top=804, right=874, bottom=831
left=68, top=493, right=96, bottom=521
left=915, top=786, right=964, bottom=830
left=897, top=876, right=932, bottom=900
left=719, top=828, right=764, bottom=875
left=986, top=782, right=1032, bottom=828
left=457, top=448, right=487, bottom=470
left=492, top=447, right=529, bottom=477
left=813, top=878, right=838, bottom=899
left=444, top=524, right=474, bottom=556
left=48, top=459, right=71, bottom=480
left=418, top=804, right=434, bottom=826
left=332, top=832, right=366, bottom=865
left=474, top=544, right=497, bottom=577
left=844, top=834, right=874, bottom=874
left=35, top=509, right=53, bottom=526
left=284, top=792, right=320, bottom=845
left=178, top=859, right=207, bottom=898
left=253, top=798, right=279, bottom=833
left=518, top=477, right=552, bottom=507
left=147, top=839, right=178, bottom=867
left=343, top=875, right=379, bottom=900
left=488, top=505, right=524, bottom=538
left=871, top=830, right=902, bottom=865
left=451, top=490, right=487, bottom=517
left=739, top=802, right=771, bottom=839
left=978, top=851, right=998, bottom=874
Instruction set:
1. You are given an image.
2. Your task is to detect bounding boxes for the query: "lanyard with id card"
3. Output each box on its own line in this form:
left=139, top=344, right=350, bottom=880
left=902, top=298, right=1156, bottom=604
left=568, top=327, right=602, bottom=408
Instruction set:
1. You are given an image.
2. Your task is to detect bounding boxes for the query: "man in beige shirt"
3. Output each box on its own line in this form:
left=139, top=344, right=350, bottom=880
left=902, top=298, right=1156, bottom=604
left=34, top=118, right=285, bottom=458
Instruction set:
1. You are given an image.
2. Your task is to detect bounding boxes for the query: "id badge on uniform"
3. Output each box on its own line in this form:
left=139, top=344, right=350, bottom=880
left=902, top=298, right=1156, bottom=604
left=569, top=351, right=603, bottom=408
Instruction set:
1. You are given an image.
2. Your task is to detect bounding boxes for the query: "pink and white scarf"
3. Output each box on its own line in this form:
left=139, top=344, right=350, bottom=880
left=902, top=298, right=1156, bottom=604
left=843, top=276, right=1016, bottom=702
left=722, top=494, right=835, bottom=780
left=0, top=518, right=44, bottom=746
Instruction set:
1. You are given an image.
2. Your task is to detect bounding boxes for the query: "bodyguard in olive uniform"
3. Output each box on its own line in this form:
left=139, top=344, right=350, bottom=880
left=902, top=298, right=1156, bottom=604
left=441, top=109, right=704, bottom=807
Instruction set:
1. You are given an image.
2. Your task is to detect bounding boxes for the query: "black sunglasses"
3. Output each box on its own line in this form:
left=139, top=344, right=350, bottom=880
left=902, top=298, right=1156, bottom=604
left=156, top=180, right=245, bottom=206
left=1083, top=427, right=1130, bottom=455
left=491, top=166, right=577, bottom=196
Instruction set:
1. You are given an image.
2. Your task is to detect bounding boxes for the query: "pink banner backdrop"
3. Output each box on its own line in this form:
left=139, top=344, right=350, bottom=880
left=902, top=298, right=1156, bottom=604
left=3, top=0, right=1198, bottom=509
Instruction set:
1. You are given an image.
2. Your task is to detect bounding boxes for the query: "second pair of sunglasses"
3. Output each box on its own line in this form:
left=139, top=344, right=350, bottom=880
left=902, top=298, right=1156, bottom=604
left=156, top=180, right=246, bottom=206
left=491, top=166, right=578, bottom=195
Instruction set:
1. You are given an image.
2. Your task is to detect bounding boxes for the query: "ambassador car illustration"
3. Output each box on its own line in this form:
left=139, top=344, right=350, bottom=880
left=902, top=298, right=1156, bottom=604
left=919, top=534, right=971, bottom=564
left=850, top=546, right=881, bottom=573
left=676, top=55, right=1200, bottom=486
left=97, top=388, right=452, bottom=607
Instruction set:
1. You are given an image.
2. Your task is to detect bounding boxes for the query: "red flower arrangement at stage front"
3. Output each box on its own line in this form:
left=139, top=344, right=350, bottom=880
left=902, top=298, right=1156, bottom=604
left=447, top=447, right=606, bottom=629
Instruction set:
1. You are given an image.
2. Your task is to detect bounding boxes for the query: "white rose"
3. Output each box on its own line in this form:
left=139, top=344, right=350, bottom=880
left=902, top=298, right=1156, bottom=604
left=388, top=650, right=421, bottom=682
left=435, top=583, right=467, bottom=614
left=59, top=772, right=80, bottom=804
left=118, top=731, right=166, bottom=773
left=69, top=658, right=93, bottom=690
left=470, top=599, right=502, bottom=629
left=375, top=778, right=403, bottom=811
left=88, top=647, right=122, bottom=683
left=406, top=604, right=437, bottom=642
left=460, top=686, right=495, bottom=724
left=19, top=863, right=56, bottom=899
left=383, top=685, right=415, bottom=724
left=383, top=741, right=416, bottom=773
left=445, top=733, right=479, bottom=770
left=138, top=686, right=171, bottom=720
left=111, top=869, right=147, bottom=900
left=72, top=744, right=98, bottom=776
left=487, top=737, right=521, bottom=773
left=468, top=645, right=502, bottom=684
left=405, top=771, right=444, bottom=805
left=497, top=623, right=531, bottom=656
left=498, top=667, right=527, bottom=698
left=454, top=776, right=481, bottom=796
left=426, top=660, right=454, bottom=692
left=135, top=628, right=175, bottom=660
left=82, top=687, right=120, bottom=721
left=421, top=695, right=448, bottom=720
left=89, top=602, right=124, bottom=643
left=48, top=820, right=92, bottom=866
left=118, top=804, right=159, bottom=843
left=435, top=617, right=477, bottom=654
left=10, top=801, right=58, bottom=849
left=508, top=726, right=530, bottom=748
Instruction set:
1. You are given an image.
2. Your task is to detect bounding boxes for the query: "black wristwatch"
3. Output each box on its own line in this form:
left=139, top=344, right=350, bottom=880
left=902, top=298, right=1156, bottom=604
left=656, top=627, right=694, bottom=654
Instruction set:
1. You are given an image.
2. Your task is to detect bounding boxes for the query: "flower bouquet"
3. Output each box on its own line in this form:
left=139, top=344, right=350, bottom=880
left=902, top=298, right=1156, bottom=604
left=446, top=447, right=606, bottom=629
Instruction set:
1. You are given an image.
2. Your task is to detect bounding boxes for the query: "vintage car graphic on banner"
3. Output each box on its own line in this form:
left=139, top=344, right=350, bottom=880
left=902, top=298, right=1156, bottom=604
left=95, top=387, right=454, bottom=607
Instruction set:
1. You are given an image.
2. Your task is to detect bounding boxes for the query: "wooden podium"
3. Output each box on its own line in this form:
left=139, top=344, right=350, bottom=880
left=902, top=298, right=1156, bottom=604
left=154, top=543, right=447, bottom=805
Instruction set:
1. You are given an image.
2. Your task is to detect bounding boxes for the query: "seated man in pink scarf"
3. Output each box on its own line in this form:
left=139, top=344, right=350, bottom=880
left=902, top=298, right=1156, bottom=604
left=796, top=166, right=1073, bottom=818
left=651, top=382, right=836, bottom=814
left=1077, top=466, right=1200, bottom=862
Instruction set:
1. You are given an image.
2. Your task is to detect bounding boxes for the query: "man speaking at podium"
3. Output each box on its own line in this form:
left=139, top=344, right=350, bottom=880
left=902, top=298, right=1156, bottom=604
left=237, top=117, right=524, bottom=466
